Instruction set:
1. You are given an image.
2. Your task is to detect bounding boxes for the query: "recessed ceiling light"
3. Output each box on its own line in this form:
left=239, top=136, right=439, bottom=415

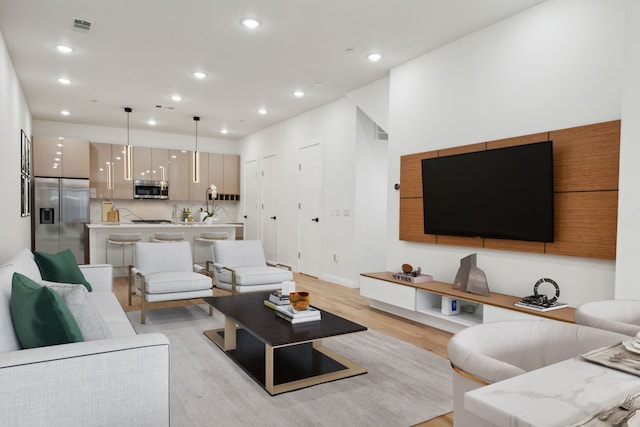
left=220, top=128, right=229, bottom=134
left=57, top=77, right=71, bottom=85
left=293, top=90, right=305, bottom=98
left=241, top=18, right=262, bottom=29
left=193, top=71, right=207, bottom=79
left=56, top=44, right=74, bottom=54
left=147, top=119, right=157, bottom=126
left=258, top=108, right=267, bottom=115
left=367, top=53, right=382, bottom=62
left=171, top=95, right=182, bottom=102
left=60, top=110, right=70, bottom=116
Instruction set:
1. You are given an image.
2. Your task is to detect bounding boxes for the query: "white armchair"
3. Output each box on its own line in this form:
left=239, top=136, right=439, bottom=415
left=575, top=299, right=640, bottom=336
left=447, top=319, right=630, bottom=427
left=205, top=240, right=293, bottom=294
left=130, top=241, right=214, bottom=323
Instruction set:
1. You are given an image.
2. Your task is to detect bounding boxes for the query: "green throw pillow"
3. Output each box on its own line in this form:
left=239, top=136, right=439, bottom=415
left=33, top=249, right=92, bottom=292
left=10, top=273, right=84, bottom=349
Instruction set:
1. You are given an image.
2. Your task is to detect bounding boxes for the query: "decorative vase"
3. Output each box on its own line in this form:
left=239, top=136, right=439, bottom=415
left=289, top=292, right=310, bottom=311
left=198, top=212, right=207, bottom=223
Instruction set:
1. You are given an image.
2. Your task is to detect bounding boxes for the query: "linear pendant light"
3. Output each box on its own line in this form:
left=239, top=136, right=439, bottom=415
left=123, top=107, right=133, bottom=181
left=192, top=116, right=200, bottom=183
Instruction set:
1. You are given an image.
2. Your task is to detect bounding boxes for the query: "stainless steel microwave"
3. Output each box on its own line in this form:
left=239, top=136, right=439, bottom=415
left=133, top=180, right=169, bottom=199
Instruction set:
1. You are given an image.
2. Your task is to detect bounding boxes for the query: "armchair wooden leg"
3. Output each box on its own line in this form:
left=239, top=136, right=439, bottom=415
left=128, top=265, right=133, bottom=306
left=208, top=306, right=213, bottom=316
left=140, top=275, right=147, bottom=324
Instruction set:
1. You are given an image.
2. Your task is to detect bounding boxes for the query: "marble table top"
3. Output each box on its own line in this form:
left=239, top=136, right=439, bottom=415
left=465, top=357, right=640, bottom=427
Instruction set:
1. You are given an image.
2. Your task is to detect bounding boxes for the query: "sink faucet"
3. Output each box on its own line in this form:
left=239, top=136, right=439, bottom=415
left=171, top=203, right=179, bottom=224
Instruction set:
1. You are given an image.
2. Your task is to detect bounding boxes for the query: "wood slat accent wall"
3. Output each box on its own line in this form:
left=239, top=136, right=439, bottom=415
left=398, top=120, right=620, bottom=260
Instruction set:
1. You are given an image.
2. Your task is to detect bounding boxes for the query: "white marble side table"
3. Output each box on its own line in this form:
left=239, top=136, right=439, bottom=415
left=465, top=357, right=640, bottom=427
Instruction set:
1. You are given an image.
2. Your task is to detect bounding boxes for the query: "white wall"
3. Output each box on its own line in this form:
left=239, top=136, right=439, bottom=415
left=0, top=30, right=32, bottom=261
left=346, top=78, right=390, bottom=133
left=616, top=0, right=640, bottom=298
left=240, top=99, right=373, bottom=285
left=387, top=0, right=625, bottom=306
left=354, top=108, right=388, bottom=277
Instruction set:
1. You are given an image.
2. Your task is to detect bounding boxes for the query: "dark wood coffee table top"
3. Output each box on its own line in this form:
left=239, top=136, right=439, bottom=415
left=204, top=293, right=367, bottom=347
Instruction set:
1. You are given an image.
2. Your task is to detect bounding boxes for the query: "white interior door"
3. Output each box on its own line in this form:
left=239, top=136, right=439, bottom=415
left=243, top=159, right=260, bottom=240
left=298, top=143, right=322, bottom=277
left=261, top=155, right=278, bottom=261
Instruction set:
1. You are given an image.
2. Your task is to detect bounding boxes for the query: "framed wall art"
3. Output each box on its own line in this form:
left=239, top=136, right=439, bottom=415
left=20, top=129, right=31, bottom=217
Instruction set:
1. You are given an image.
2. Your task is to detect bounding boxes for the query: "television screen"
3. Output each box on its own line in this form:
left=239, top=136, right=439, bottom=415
left=421, top=141, right=554, bottom=242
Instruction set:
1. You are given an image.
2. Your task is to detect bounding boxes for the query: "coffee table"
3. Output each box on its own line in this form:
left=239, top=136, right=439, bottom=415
left=203, top=293, right=367, bottom=395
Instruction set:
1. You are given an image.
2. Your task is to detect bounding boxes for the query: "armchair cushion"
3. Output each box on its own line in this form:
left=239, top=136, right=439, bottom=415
left=10, top=273, right=84, bottom=349
left=33, top=249, right=92, bottom=292
left=139, top=271, right=213, bottom=294
left=210, top=240, right=294, bottom=293
left=217, top=265, right=293, bottom=286
left=213, top=240, right=267, bottom=268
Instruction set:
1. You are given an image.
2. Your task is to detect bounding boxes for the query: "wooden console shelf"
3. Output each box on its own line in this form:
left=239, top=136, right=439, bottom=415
left=361, top=272, right=575, bottom=326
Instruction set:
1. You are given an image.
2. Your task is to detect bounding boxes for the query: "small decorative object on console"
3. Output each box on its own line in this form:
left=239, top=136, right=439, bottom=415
left=514, top=278, right=568, bottom=312
left=393, top=264, right=433, bottom=284
left=452, top=253, right=490, bottom=296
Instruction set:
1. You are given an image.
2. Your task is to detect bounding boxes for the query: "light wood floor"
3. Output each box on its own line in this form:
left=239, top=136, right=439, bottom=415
left=114, top=273, right=454, bottom=427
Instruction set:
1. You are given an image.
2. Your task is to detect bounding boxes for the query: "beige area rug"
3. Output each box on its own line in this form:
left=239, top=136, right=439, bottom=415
left=127, top=305, right=452, bottom=427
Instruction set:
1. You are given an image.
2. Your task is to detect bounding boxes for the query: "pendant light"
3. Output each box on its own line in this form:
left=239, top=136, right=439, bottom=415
left=192, top=116, right=200, bottom=183
left=123, top=107, right=133, bottom=181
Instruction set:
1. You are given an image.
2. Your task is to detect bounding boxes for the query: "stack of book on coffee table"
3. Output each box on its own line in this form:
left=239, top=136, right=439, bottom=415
left=274, top=305, right=322, bottom=324
left=263, top=291, right=290, bottom=309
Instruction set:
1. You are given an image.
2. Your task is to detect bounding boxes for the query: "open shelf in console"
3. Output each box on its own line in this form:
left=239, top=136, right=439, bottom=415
left=415, top=290, right=483, bottom=327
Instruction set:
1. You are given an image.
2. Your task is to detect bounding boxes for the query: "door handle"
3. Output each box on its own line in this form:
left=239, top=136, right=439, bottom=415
left=270, top=216, right=276, bottom=220
left=312, top=217, right=319, bottom=222
left=244, top=215, right=247, bottom=219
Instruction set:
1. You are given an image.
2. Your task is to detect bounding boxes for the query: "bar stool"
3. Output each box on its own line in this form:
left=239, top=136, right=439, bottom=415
left=105, top=232, right=142, bottom=281
left=150, top=232, right=184, bottom=242
left=193, top=231, right=230, bottom=271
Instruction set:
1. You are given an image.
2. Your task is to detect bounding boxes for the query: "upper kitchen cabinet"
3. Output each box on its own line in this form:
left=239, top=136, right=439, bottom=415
left=169, top=150, right=189, bottom=201
left=133, top=147, right=169, bottom=182
left=33, top=137, right=90, bottom=178
left=223, top=154, right=240, bottom=196
left=89, top=142, right=133, bottom=199
left=208, top=153, right=240, bottom=199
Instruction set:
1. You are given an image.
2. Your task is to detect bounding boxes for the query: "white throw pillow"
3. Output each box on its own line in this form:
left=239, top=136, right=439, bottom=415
left=42, top=281, right=112, bottom=341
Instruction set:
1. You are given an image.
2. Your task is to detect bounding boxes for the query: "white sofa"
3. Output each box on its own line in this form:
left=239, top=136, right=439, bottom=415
left=0, top=249, right=170, bottom=427
left=447, top=319, right=630, bottom=427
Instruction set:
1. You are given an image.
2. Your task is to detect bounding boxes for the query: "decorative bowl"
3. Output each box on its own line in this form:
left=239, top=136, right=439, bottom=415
left=289, top=291, right=310, bottom=311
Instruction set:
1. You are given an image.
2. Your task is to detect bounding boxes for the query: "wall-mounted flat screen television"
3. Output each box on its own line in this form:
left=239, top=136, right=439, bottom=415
left=421, top=141, right=554, bottom=242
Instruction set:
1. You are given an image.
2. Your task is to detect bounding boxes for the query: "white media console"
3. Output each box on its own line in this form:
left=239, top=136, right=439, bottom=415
left=359, top=272, right=575, bottom=333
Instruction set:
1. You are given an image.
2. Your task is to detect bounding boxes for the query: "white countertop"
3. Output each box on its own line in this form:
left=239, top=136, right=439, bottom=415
left=87, top=222, right=243, bottom=228
left=465, top=357, right=640, bottom=427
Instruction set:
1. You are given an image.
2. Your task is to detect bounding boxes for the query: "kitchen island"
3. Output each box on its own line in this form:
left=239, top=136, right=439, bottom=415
left=87, top=222, right=243, bottom=274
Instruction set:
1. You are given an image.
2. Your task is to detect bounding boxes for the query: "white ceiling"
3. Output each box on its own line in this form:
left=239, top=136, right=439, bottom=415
left=0, top=0, right=545, bottom=140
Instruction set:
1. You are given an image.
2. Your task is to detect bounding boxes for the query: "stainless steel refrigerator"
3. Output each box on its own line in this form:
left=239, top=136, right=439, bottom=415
left=34, top=177, right=90, bottom=264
